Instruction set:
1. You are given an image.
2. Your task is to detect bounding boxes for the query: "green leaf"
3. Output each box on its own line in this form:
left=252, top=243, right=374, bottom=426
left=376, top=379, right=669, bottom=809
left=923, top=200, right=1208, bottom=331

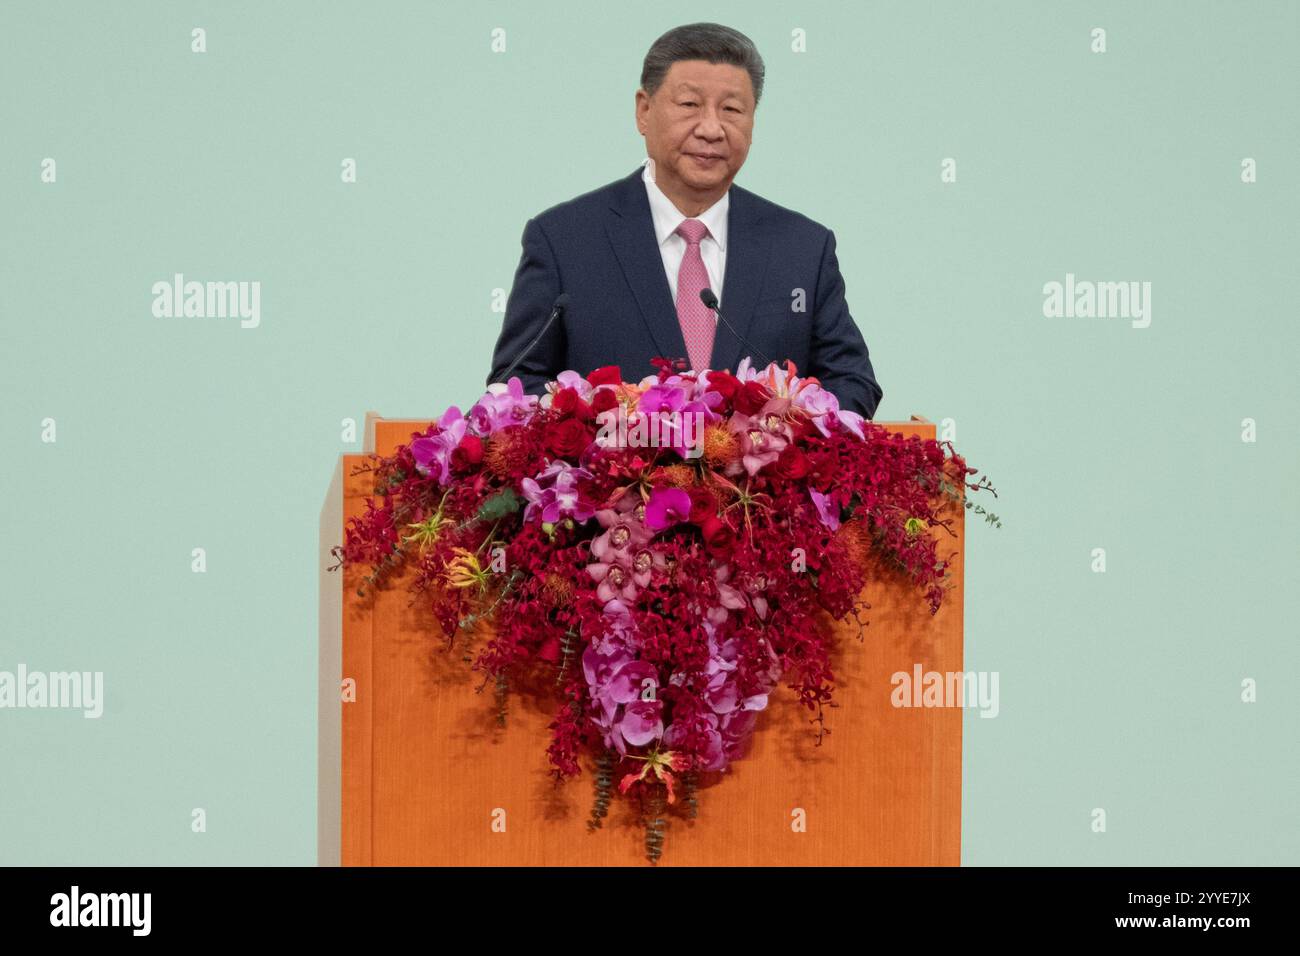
left=475, top=487, right=523, bottom=523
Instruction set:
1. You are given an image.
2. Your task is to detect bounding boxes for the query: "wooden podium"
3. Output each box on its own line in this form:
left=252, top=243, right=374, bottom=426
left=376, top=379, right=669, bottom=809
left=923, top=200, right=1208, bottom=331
left=319, top=414, right=964, bottom=866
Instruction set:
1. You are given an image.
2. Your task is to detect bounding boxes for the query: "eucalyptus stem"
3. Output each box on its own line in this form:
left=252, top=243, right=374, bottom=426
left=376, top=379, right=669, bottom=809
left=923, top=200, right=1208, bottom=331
left=643, top=782, right=668, bottom=864
left=588, top=749, right=615, bottom=831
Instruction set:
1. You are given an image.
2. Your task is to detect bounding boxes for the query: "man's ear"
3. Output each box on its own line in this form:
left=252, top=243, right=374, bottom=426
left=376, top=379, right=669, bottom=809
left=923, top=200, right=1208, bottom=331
left=634, top=88, right=649, bottom=134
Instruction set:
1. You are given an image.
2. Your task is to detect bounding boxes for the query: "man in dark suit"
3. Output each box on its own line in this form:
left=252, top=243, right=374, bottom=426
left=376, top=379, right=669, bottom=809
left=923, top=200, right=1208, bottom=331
left=487, top=22, right=883, bottom=419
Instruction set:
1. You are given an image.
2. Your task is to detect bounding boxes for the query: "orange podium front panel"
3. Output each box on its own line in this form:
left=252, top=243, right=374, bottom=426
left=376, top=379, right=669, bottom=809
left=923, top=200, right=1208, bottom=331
left=319, top=417, right=964, bottom=866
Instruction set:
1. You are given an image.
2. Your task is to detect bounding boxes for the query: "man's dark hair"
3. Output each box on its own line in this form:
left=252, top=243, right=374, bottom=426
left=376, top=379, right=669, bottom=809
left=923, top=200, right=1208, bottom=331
left=640, top=22, right=765, bottom=106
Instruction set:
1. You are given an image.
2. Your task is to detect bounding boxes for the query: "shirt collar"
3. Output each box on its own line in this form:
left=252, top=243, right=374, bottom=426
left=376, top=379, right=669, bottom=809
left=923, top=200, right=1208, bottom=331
left=642, top=158, right=729, bottom=252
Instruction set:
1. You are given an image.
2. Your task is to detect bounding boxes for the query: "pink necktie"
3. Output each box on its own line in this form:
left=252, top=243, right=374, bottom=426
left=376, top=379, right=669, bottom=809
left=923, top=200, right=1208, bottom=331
left=674, top=219, right=716, bottom=372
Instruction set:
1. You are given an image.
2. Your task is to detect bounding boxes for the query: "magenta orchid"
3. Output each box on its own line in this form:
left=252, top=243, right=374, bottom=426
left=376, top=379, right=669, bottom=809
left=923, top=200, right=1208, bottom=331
left=644, top=487, right=692, bottom=531
left=520, top=460, right=594, bottom=523
left=410, top=406, right=468, bottom=484
left=469, top=377, right=538, bottom=435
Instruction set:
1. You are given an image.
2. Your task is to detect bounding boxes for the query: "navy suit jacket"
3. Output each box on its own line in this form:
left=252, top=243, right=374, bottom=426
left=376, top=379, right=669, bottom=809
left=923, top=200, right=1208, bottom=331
left=487, top=165, right=883, bottom=418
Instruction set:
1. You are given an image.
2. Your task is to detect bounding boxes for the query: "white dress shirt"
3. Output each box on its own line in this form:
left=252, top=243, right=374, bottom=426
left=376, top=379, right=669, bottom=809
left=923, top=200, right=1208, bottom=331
left=642, top=158, right=728, bottom=316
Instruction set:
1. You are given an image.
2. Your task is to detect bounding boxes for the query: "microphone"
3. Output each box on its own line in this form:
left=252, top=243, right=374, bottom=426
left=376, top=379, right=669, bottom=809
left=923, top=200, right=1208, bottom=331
left=699, top=288, right=771, bottom=369
left=498, top=292, right=569, bottom=384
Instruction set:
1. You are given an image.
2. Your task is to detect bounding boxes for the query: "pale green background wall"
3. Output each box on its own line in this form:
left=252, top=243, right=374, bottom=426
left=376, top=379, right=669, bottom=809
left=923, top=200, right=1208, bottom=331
left=1, top=1, right=1296, bottom=865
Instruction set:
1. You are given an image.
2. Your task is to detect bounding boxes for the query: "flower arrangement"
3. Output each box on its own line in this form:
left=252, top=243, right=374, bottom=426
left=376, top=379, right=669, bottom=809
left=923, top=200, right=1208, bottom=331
left=334, top=359, right=999, bottom=862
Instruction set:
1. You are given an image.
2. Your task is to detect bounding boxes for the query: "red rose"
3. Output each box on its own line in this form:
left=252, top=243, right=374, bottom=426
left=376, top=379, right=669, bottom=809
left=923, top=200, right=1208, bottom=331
left=552, top=387, right=594, bottom=421
left=451, top=434, right=484, bottom=471
left=590, top=388, right=619, bottom=415
left=700, top=515, right=737, bottom=559
left=771, top=445, right=809, bottom=480
left=705, top=370, right=741, bottom=402
left=587, top=365, right=623, bottom=387
left=733, top=380, right=772, bottom=416
left=538, top=634, right=562, bottom=662
left=687, top=486, right=718, bottom=524
left=544, top=418, right=592, bottom=459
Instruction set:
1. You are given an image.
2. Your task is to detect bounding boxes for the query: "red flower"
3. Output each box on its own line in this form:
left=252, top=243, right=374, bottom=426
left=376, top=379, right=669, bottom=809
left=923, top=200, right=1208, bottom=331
left=687, top=486, right=718, bottom=524
left=451, top=434, right=484, bottom=471
left=650, top=356, right=684, bottom=378
left=587, top=365, right=623, bottom=387
left=338, top=362, right=998, bottom=846
left=543, top=418, right=592, bottom=459
left=771, top=445, right=809, bottom=480
left=804, top=449, right=836, bottom=488
left=591, top=388, right=619, bottom=415
left=700, top=515, right=737, bottom=560
left=788, top=413, right=817, bottom=442
left=733, top=380, right=771, bottom=416
left=552, top=387, right=594, bottom=421
left=538, top=634, right=562, bottom=662
left=705, top=370, right=742, bottom=402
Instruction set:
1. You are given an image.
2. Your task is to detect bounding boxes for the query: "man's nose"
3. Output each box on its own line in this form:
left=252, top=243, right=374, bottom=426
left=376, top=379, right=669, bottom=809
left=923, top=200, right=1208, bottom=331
left=693, top=107, right=725, bottom=139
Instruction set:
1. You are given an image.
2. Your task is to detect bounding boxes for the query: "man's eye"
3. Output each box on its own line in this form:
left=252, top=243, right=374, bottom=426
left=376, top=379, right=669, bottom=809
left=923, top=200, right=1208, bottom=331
left=681, top=101, right=697, bottom=108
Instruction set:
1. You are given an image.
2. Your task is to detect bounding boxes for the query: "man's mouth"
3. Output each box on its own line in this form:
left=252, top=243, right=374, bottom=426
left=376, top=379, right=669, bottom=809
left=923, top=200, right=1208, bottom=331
left=687, top=153, right=724, bottom=165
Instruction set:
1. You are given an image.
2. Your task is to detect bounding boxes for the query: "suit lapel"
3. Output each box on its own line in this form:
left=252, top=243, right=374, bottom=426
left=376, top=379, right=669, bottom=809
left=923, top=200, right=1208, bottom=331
left=709, top=183, right=769, bottom=375
left=604, top=166, right=770, bottom=374
left=605, top=166, right=687, bottom=365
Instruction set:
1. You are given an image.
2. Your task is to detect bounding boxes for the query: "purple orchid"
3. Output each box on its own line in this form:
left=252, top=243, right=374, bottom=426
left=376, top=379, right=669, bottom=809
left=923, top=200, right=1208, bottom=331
left=737, top=358, right=867, bottom=441
left=590, top=496, right=653, bottom=563
left=634, top=380, right=720, bottom=459
left=544, top=370, right=595, bottom=403
left=795, top=383, right=866, bottom=440
left=718, top=708, right=761, bottom=763
left=469, top=377, right=537, bottom=435
left=707, top=563, right=750, bottom=625
left=712, top=564, right=771, bottom=623
left=727, top=400, right=793, bottom=476
left=587, top=551, right=640, bottom=604
left=644, top=487, right=692, bottom=531
left=809, top=487, right=841, bottom=531
left=663, top=708, right=726, bottom=772
left=589, top=598, right=638, bottom=654
left=582, top=644, right=633, bottom=723
left=582, top=646, right=663, bottom=754
left=519, top=460, right=594, bottom=523
left=619, top=699, right=664, bottom=747
left=636, top=382, right=687, bottom=416
left=409, top=406, right=468, bottom=484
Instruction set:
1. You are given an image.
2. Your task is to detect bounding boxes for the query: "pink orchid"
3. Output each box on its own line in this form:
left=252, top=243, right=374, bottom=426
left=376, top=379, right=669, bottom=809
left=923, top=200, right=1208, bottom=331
left=587, top=552, right=640, bottom=604
left=409, top=406, right=467, bottom=484
left=795, top=383, right=867, bottom=439
left=619, top=699, right=664, bottom=747
left=735, top=359, right=868, bottom=439
left=520, top=460, right=595, bottom=523
left=809, top=487, right=841, bottom=531
left=469, top=377, right=538, bottom=435
left=726, top=400, right=793, bottom=476
left=708, top=564, right=769, bottom=624
left=644, top=487, right=692, bottom=531
left=590, top=501, right=653, bottom=562
left=664, top=711, right=725, bottom=772
left=544, top=370, right=595, bottom=402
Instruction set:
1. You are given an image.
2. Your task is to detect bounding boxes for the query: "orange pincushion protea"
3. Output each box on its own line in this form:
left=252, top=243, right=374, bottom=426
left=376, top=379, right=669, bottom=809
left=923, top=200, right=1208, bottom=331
left=541, top=572, right=574, bottom=606
left=701, top=424, right=739, bottom=468
left=651, top=463, right=697, bottom=488
left=483, top=430, right=531, bottom=480
left=833, top=517, right=875, bottom=570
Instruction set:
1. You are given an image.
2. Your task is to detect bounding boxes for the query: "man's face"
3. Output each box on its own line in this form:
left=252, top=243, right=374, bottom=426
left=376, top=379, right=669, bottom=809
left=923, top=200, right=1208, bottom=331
left=636, top=59, right=755, bottom=200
